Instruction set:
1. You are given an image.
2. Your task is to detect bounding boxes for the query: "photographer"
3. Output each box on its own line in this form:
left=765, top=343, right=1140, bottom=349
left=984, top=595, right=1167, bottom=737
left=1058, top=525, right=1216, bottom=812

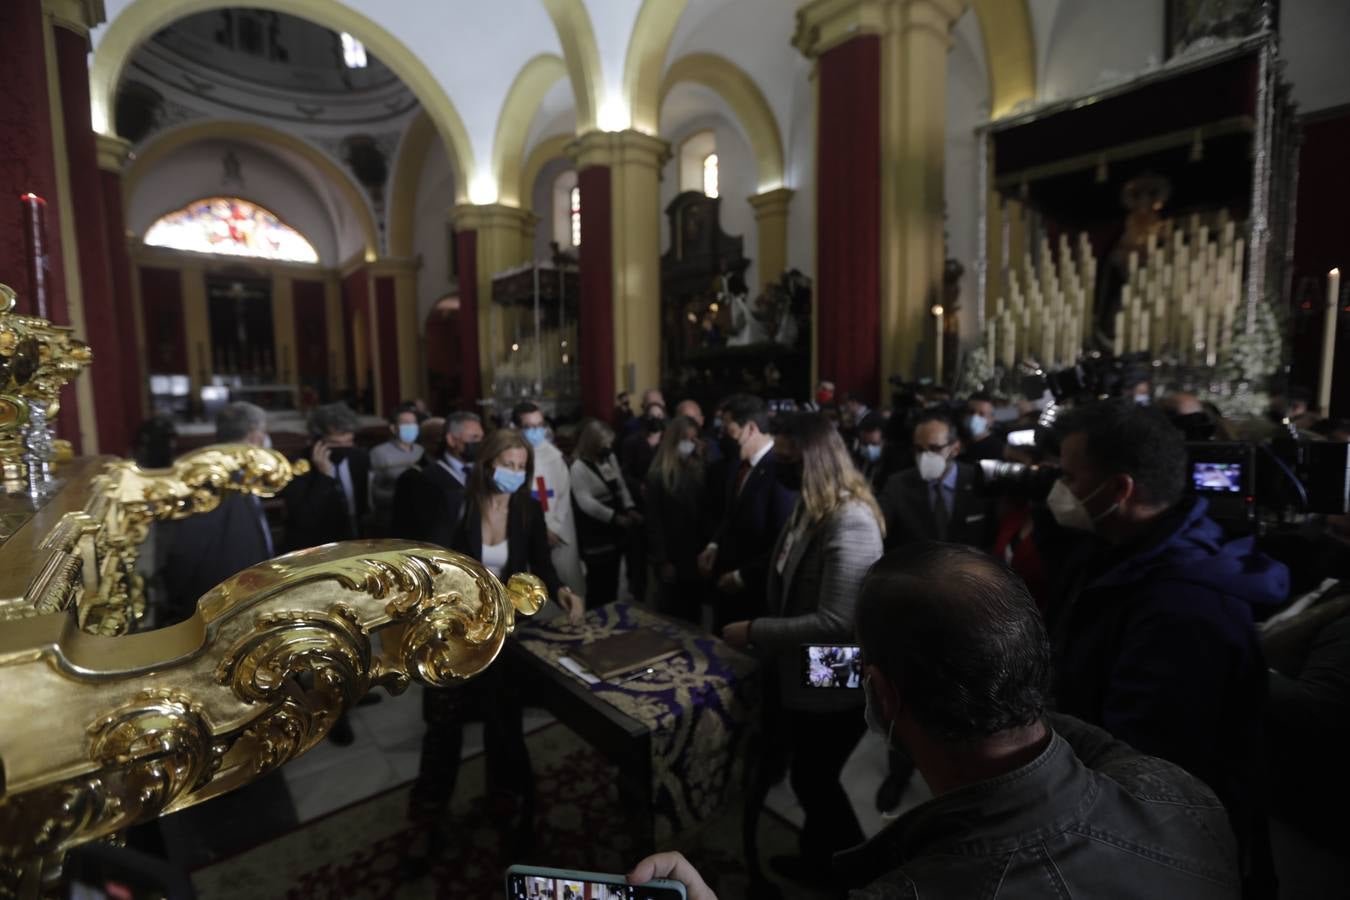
left=1040, top=399, right=1289, bottom=886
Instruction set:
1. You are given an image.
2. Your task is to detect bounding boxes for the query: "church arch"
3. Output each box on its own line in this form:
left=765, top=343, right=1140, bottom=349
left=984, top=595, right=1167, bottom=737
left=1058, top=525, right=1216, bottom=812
left=126, top=120, right=379, bottom=260
left=659, top=53, right=785, bottom=192
left=539, top=0, right=603, bottom=133
left=971, top=0, right=1036, bottom=116
left=626, top=0, right=690, bottom=135
left=494, top=54, right=570, bottom=208
left=92, top=0, right=474, bottom=201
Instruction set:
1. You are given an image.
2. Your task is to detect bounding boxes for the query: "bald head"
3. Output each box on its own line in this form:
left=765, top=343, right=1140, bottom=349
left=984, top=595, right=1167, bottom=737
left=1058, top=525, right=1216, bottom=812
left=675, top=399, right=703, bottom=428
left=858, top=543, right=1052, bottom=744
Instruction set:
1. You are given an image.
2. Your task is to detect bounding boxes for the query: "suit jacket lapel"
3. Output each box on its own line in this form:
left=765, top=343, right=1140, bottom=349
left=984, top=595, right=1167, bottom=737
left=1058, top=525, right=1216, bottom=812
left=779, top=511, right=823, bottom=610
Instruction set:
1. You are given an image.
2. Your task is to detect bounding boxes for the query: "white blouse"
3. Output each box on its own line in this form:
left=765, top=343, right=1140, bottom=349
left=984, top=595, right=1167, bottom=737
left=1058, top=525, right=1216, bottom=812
left=481, top=538, right=509, bottom=578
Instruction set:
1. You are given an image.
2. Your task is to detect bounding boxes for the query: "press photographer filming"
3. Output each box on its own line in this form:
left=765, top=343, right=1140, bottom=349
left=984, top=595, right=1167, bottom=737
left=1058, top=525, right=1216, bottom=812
left=1037, top=398, right=1290, bottom=893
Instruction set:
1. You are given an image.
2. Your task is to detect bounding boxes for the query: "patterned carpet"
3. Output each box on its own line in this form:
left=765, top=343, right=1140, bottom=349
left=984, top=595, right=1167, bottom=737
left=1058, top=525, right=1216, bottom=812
left=192, top=722, right=832, bottom=899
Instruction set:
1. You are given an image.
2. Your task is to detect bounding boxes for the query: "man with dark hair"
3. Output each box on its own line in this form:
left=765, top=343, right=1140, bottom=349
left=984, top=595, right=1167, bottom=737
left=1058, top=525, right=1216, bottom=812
left=850, top=412, right=887, bottom=492
left=369, top=402, right=424, bottom=536
left=282, top=402, right=370, bottom=551
left=630, top=543, right=1241, bottom=899
left=512, top=401, right=583, bottom=592
left=878, top=410, right=993, bottom=552
left=957, top=391, right=1005, bottom=463
left=698, top=394, right=796, bottom=629
left=1044, top=399, right=1288, bottom=887
left=391, top=410, right=483, bottom=547
left=155, top=401, right=275, bottom=625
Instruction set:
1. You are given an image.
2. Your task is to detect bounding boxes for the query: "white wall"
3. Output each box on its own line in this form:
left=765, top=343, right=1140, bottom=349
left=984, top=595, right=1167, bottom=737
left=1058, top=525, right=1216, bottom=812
left=531, top=156, right=577, bottom=260
left=127, top=139, right=340, bottom=264
left=946, top=10, right=992, bottom=352
left=659, top=83, right=759, bottom=293
left=1037, top=0, right=1164, bottom=103
left=1281, top=0, right=1350, bottom=113
left=412, top=135, right=456, bottom=327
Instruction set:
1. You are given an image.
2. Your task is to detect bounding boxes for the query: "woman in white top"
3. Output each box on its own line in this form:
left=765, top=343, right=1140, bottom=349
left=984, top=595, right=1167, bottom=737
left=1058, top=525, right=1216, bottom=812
left=404, top=427, right=582, bottom=876
left=569, top=419, right=641, bottom=608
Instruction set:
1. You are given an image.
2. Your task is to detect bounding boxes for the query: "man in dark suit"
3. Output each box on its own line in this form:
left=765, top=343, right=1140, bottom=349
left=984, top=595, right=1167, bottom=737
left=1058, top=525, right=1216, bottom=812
left=154, top=401, right=275, bottom=625
left=282, top=402, right=371, bottom=551
left=879, top=409, right=994, bottom=551
left=697, top=394, right=797, bottom=630
left=874, top=408, right=995, bottom=811
left=390, top=411, right=483, bottom=546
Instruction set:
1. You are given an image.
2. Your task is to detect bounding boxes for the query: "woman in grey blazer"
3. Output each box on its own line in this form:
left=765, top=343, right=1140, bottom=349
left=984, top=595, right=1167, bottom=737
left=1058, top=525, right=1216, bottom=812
left=723, top=413, right=885, bottom=886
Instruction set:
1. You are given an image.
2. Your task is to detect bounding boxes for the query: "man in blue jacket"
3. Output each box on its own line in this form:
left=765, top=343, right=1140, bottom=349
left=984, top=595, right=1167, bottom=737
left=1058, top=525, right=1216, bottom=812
left=1041, top=399, right=1288, bottom=888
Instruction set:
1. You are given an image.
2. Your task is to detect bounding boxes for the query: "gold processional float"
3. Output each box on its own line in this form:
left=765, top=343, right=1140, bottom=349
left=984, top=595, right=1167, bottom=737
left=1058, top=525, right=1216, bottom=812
left=0, top=284, right=547, bottom=896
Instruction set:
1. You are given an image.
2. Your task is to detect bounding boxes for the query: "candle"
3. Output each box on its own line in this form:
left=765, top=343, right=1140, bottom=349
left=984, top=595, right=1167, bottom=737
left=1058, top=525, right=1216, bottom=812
left=933, top=304, right=944, bottom=383
left=1113, top=311, right=1125, bottom=356
left=1005, top=320, right=1017, bottom=370
left=987, top=318, right=998, bottom=366
left=20, top=193, right=50, bottom=320
left=1320, top=268, right=1341, bottom=414
left=1043, top=317, right=1057, bottom=368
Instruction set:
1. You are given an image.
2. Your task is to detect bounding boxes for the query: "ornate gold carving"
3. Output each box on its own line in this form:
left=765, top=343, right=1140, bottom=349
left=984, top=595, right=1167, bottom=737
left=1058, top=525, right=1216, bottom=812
left=0, top=542, right=544, bottom=866
left=0, top=284, right=93, bottom=491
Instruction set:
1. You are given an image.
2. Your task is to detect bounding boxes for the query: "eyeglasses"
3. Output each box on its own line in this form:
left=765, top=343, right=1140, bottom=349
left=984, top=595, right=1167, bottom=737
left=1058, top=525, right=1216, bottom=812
left=913, top=441, right=954, bottom=454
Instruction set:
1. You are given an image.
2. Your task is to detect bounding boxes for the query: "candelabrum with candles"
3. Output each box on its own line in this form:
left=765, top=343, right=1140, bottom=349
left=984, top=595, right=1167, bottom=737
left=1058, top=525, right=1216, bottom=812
left=983, top=232, right=1096, bottom=386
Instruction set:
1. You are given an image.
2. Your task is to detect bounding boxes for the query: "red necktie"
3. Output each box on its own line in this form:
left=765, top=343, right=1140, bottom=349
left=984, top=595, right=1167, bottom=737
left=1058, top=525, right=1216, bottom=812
left=735, top=459, right=752, bottom=494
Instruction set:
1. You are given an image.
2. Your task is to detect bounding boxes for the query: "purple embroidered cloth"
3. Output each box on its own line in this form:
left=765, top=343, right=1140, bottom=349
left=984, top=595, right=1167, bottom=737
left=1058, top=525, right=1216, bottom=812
left=516, top=602, right=760, bottom=839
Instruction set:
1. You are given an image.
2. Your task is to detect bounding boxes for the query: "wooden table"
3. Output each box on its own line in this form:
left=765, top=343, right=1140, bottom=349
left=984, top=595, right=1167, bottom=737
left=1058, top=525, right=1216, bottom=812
left=507, top=602, right=760, bottom=855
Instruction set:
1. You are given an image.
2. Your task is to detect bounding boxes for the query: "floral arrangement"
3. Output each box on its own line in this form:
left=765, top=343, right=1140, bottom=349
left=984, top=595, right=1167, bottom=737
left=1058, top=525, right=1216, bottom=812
left=1217, top=299, right=1284, bottom=417
left=957, top=342, right=995, bottom=396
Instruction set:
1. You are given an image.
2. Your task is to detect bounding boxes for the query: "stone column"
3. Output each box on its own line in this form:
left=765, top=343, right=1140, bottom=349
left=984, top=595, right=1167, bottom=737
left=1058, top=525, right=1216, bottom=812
left=748, top=187, right=795, bottom=292
left=569, top=130, right=670, bottom=417
left=795, top=0, right=967, bottom=400
left=447, top=204, right=537, bottom=407
left=96, top=134, right=145, bottom=426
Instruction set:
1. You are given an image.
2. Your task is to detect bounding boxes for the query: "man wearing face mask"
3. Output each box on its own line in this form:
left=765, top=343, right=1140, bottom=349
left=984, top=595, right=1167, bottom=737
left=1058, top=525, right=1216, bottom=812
left=878, top=411, right=994, bottom=553
left=282, top=402, right=370, bottom=551
left=957, top=391, right=1005, bottom=464
left=850, top=412, right=888, bottom=492
left=512, top=402, right=584, bottom=594
left=1041, top=399, right=1288, bottom=891
left=628, top=543, right=1241, bottom=899
left=369, top=403, right=425, bottom=536
left=390, top=410, right=483, bottom=547
left=697, top=394, right=797, bottom=630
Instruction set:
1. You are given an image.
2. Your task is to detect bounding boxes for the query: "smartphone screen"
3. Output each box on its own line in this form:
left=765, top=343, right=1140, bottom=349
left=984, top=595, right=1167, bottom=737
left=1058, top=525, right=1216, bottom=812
left=801, top=643, right=863, bottom=689
left=506, top=867, right=686, bottom=900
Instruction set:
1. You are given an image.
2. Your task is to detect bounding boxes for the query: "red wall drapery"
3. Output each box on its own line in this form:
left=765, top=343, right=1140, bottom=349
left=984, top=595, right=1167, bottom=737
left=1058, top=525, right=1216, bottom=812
left=454, top=230, right=482, bottom=408
left=101, top=169, right=143, bottom=425
left=341, top=268, right=369, bottom=401
left=816, top=35, right=882, bottom=404
left=292, top=279, right=328, bottom=387
left=374, top=275, right=400, bottom=415
left=577, top=165, right=614, bottom=418
left=139, top=266, right=187, bottom=374
left=56, top=26, right=126, bottom=454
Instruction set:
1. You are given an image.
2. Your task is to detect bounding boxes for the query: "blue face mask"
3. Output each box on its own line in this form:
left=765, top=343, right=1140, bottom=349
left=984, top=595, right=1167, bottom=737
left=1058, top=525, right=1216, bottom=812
left=397, top=423, right=420, bottom=444
left=493, top=466, right=527, bottom=494
left=964, top=414, right=988, bottom=438
left=523, top=426, right=549, bottom=448
left=863, top=443, right=882, bottom=462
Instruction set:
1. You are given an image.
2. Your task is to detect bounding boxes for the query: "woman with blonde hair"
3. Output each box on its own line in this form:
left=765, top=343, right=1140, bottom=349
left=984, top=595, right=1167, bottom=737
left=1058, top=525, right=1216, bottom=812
left=722, top=412, right=884, bottom=887
left=645, top=415, right=707, bottom=622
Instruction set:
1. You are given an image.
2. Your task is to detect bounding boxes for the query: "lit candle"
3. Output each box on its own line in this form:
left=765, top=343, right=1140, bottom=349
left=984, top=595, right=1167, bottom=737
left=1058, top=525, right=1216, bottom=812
left=933, top=304, right=944, bottom=383
left=1320, top=268, right=1341, bottom=414
left=20, top=193, right=49, bottom=319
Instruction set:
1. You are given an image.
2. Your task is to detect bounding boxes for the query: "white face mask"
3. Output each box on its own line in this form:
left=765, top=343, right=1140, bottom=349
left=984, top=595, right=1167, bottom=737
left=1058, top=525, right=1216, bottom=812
left=261, top=433, right=273, bottom=450
left=1046, top=479, right=1117, bottom=533
left=916, top=450, right=948, bottom=482
left=677, top=439, right=696, bottom=458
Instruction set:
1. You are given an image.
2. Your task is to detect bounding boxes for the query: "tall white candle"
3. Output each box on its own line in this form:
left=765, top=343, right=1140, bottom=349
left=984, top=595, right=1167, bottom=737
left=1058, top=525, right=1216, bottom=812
left=1320, top=268, right=1341, bottom=414
left=1113, top=311, right=1125, bottom=356
left=933, top=304, right=944, bottom=383
left=1005, top=320, right=1017, bottom=371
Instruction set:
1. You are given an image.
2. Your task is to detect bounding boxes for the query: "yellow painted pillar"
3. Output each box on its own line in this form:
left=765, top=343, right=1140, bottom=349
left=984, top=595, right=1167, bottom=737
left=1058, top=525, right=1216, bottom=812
left=569, top=130, right=671, bottom=398
left=180, top=263, right=210, bottom=399
left=324, top=273, right=344, bottom=398
left=448, top=204, right=538, bottom=396
left=271, top=273, right=296, bottom=386
left=747, top=187, right=795, bottom=292
left=880, top=0, right=968, bottom=386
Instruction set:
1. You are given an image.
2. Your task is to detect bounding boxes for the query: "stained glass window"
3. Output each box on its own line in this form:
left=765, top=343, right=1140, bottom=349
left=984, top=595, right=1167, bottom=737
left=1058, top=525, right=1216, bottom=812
left=570, top=186, right=582, bottom=247
left=703, top=153, right=719, bottom=198
left=341, top=32, right=367, bottom=69
left=144, top=197, right=319, bottom=263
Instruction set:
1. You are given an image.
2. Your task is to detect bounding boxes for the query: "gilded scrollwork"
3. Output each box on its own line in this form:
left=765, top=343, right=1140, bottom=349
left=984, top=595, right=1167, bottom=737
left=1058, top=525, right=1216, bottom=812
left=0, top=542, right=545, bottom=869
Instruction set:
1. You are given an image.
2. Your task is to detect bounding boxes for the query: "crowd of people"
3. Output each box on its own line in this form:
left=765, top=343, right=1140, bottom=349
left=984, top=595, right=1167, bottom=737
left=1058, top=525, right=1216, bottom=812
left=148, top=374, right=1350, bottom=898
